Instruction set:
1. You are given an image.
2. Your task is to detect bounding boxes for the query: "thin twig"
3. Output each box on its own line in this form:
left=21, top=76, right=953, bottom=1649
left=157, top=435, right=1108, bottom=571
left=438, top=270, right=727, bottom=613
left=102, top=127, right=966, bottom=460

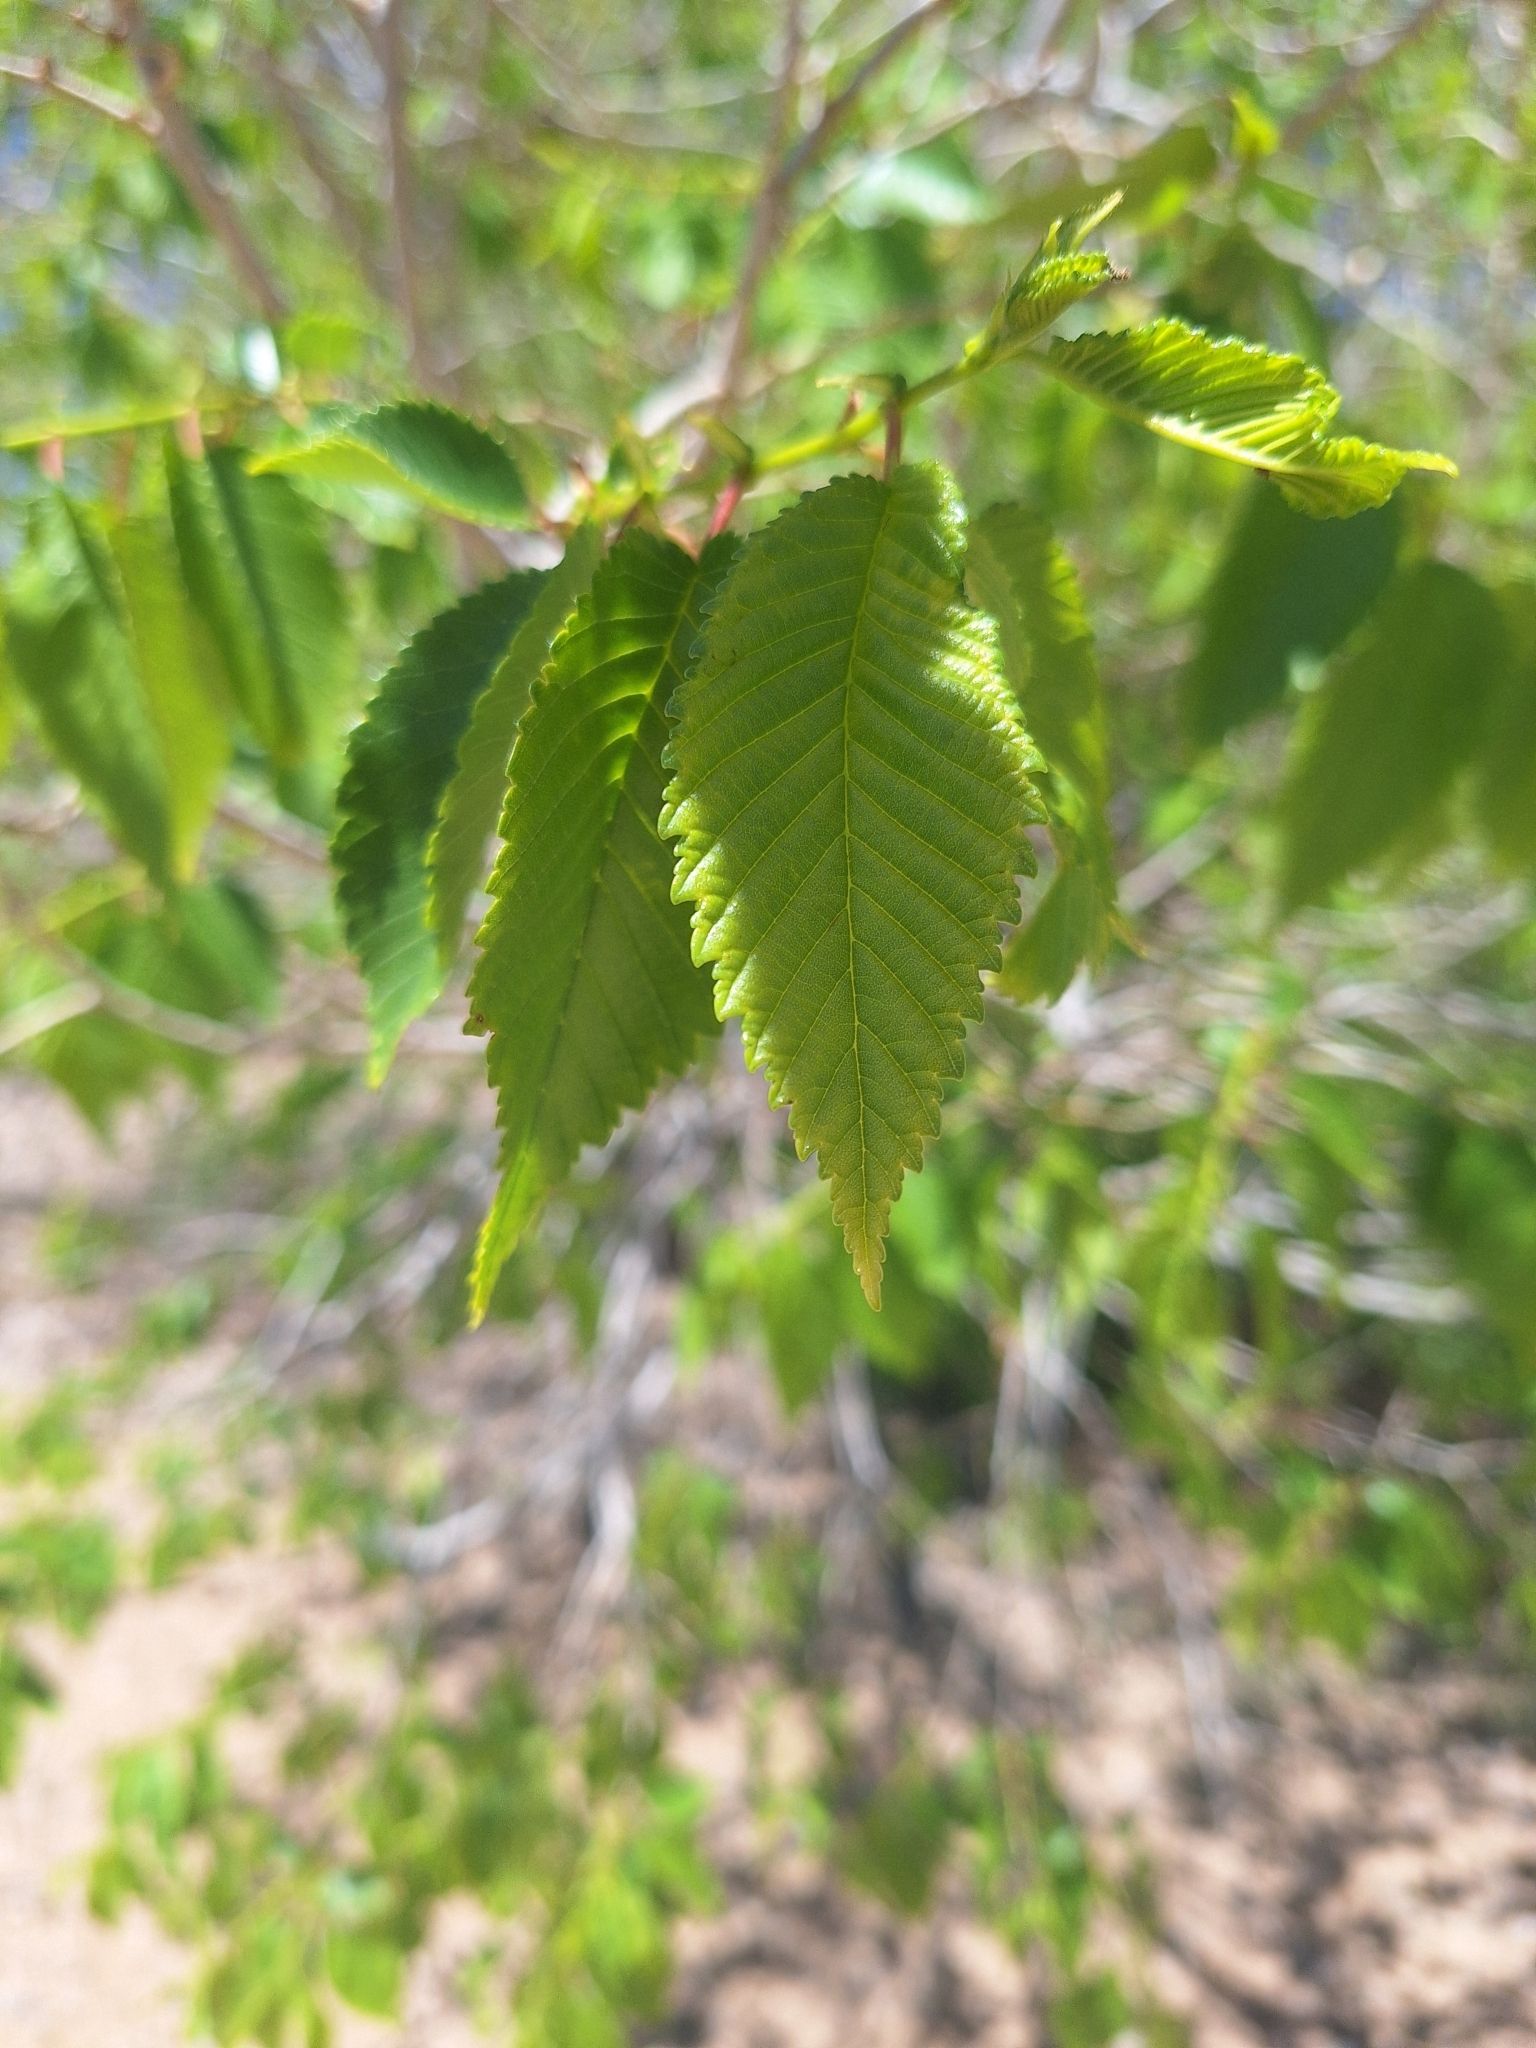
left=780, top=0, right=964, bottom=187
left=369, top=0, right=440, bottom=391
left=109, top=0, right=290, bottom=326
left=715, top=0, right=804, bottom=413
left=0, top=50, right=158, bottom=135
left=713, top=0, right=962, bottom=414
left=1281, top=0, right=1457, bottom=152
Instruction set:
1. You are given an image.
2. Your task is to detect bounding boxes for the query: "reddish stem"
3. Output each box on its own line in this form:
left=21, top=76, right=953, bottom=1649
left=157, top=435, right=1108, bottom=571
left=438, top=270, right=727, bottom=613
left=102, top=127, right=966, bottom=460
left=708, top=473, right=747, bottom=538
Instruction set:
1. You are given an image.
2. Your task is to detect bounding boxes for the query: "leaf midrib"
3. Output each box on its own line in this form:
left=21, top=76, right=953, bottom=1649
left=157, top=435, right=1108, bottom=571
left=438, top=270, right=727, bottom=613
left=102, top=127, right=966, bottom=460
left=840, top=488, right=897, bottom=1261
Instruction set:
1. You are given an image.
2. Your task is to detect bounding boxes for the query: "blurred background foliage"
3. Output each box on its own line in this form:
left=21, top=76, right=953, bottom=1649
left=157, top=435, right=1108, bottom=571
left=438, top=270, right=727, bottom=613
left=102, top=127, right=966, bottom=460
left=2, top=1, right=1536, bottom=2043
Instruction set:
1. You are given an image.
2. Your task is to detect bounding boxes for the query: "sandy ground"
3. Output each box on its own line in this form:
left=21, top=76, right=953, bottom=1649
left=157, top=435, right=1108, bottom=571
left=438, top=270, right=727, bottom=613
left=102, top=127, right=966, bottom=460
left=2, top=1071, right=1536, bottom=2048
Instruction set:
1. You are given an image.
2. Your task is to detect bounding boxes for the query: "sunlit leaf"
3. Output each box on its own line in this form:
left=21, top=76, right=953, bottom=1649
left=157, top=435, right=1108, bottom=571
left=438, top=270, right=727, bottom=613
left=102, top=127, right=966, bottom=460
left=664, top=466, right=1043, bottom=1308
left=1042, top=319, right=1456, bottom=517
left=428, top=525, right=604, bottom=963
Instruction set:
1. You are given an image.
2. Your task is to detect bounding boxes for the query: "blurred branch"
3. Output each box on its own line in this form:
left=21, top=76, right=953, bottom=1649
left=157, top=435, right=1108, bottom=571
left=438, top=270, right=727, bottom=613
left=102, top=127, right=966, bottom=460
left=0, top=982, right=102, bottom=1060
left=255, top=46, right=393, bottom=308
left=714, top=0, right=963, bottom=413
left=716, top=0, right=805, bottom=412
left=108, top=0, right=291, bottom=327
left=215, top=789, right=331, bottom=869
left=366, top=0, right=442, bottom=392
left=1281, top=0, right=1457, bottom=152
left=0, top=50, right=158, bottom=135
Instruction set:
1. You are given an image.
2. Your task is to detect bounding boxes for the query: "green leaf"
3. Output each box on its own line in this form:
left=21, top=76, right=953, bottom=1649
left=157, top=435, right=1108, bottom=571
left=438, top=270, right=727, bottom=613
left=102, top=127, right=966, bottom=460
left=966, top=503, right=1107, bottom=813
left=1474, top=583, right=1536, bottom=874
left=334, top=571, right=552, bottom=1083
left=250, top=402, right=530, bottom=528
left=1182, top=480, right=1400, bottom=745
left=1041, top=319, right=1456, bottom=517
left=467, top=531, right=730, bottom=1319
left=969, top=193, right=1123, bottom=364
left=966, top=504, right=1115, bottom=999
left=664, top=466, right=1043, bottom=1309
left=1277, top=562, right=1506, bottom=911
left=428, top=525, right=604, bottom=963
left=997, top=861, right=1109, bottom=1004
left=3, top=497, right=174, bottom=883
left=326, top=1931, right=403, bottom=2018
left=165, top=438, right=349, bottom=768
left=108, top=516, right=232, bottom=881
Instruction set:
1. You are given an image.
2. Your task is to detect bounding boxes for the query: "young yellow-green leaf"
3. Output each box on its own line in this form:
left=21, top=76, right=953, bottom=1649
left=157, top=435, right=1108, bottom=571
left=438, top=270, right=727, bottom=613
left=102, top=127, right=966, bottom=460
left=1042, top=319, right=1456, bottom=518
left=165, top=438, right=349, bottom=767
left=663, top=467, right=1043, bottom=1309
left=249, top=402, right=530, bottom=528
left=467, top=531, right=730, bottom=1319
left=1474, top=583, right=1536, bottom=875
left=1182, top=480, right=1400, bottom=745
left=334, top=572, right=551, bottom=1083
left=428, top=524, right=604, bottom=964
left=969, top=192, right=1123, bottom=364
left=967, top=504, right=1115, bottom=999
left=108, top=517, right=232, bottom=882
left=2, top=497, right=174, bottom=884
left=1278, top=562, right=1506, bottom=912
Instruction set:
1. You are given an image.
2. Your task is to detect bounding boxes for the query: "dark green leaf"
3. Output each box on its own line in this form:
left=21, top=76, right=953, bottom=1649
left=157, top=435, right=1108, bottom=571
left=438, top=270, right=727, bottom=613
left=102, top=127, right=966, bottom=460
left=1183, top=482, right=1400, bottom=745
left=3, top=496, right=174, bottom=883
left=997, top=862, right=1109, bottom=1004
left=1277, top=562, right=1506, bottom=911
left=1474, top=583, right=1536, bottom=874
left=109, top=514, right=232, bottom=880
left=333, top=571, right=552, bottom=1082
left=165, top=438, right=349, bottom=768
left=967, top=503, right=1115, bottom=999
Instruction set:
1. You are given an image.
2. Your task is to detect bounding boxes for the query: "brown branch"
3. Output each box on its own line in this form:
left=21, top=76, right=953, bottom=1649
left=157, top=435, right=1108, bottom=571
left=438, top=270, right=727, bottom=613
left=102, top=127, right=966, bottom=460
left=0, top=50, right=158, bottom=135
left=1281, top=0, right=1456, bottom=152
left=108, top=0, right=290, bottom=327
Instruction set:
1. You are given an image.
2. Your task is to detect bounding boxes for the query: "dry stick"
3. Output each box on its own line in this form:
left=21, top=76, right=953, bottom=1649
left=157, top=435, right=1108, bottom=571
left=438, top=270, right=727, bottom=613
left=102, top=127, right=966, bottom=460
left=109, top=0, right=290, bottom=328
left=1281, top=0, right=1457, bottom=152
